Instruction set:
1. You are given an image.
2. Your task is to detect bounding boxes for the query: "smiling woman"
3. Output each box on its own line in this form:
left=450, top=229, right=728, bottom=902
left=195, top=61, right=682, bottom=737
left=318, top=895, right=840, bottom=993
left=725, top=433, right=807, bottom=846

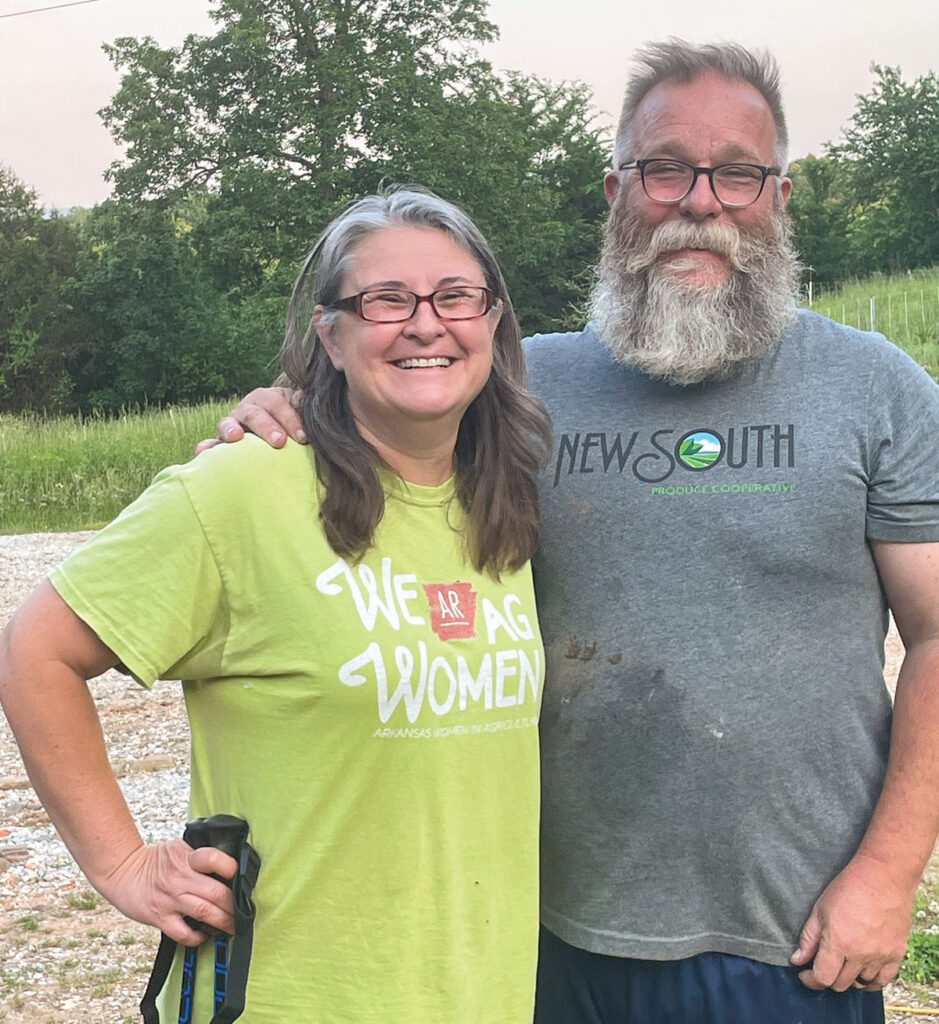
left=281, top=187, right=552, bottom=574
left=0, top=187, right=553, bottom=1024
left=312, top=225, right=500, bottom=478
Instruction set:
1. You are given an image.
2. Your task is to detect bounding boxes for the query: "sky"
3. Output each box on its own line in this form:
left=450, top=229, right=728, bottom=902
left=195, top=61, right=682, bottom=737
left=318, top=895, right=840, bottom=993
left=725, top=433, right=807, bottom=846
left=0, top=0, right=935, bottom=209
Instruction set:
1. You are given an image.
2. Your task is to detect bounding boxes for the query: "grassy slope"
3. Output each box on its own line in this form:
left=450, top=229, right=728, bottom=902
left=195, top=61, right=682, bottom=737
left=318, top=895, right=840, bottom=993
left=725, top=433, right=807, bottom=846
left=0, top=402, right=233, bottom=534
left=809, top=266, right=939, bottom=378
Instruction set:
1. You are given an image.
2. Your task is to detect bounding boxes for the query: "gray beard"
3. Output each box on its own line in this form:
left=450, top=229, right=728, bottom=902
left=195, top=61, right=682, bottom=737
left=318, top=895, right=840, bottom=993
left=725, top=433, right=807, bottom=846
left=588, top=197, right=801, bottom=385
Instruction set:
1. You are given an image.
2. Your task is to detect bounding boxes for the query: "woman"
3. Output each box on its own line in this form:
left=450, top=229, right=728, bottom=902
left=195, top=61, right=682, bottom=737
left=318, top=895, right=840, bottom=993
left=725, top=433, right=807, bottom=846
left=0, top=188, right=552, bottom=1022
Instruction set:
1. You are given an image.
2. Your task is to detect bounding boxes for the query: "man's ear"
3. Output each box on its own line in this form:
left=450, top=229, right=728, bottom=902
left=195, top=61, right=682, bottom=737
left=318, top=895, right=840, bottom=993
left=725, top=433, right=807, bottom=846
left=604, top=171, right=622, bottom=207
left=779, top=175, right=792, bottom=206
left=313, top=307, right=343, bottom=371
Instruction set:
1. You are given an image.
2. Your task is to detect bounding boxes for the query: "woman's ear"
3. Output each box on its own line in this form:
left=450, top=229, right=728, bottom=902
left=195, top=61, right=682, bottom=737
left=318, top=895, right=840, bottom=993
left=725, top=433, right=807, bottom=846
left=313, top=306, right=344, bottom=371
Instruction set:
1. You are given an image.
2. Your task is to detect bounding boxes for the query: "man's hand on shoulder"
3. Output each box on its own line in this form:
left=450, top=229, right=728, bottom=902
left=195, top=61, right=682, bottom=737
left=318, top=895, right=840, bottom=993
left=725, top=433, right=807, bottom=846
left=195, top=387, right=305, bottom=454
left=789, top=850, right=915, bottom=992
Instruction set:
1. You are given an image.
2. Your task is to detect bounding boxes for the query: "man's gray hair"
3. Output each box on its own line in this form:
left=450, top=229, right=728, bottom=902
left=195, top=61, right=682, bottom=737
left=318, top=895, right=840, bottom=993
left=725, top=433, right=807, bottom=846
left=612, top=39, right=789, bottom=172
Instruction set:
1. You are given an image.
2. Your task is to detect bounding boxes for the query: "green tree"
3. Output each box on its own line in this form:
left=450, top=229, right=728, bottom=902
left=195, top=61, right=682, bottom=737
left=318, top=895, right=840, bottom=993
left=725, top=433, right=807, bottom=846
left=828, top=64, right=939, bottom=275
left=361, top=71, right=608, bottom=334
left=66, top=200, right=273, bottom=411
left=101, top=0, right=498, bottom=204
left=787, top=154, right=853, bottom=287
left=99, top=0, right=608, bottom=338
left=0, top=166, right=80, bottom=412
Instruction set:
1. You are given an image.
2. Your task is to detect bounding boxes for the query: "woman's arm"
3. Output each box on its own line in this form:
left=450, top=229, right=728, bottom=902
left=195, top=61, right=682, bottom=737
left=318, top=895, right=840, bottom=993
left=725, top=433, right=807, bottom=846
left=0, top=580, right=236, bottom=943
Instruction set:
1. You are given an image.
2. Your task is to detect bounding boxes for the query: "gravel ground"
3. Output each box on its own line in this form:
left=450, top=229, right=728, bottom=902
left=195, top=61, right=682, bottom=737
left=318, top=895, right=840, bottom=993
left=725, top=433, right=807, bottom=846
left=0, top=532, right=190, bottom=1024
left=0, top=532, right=934, bottom=1022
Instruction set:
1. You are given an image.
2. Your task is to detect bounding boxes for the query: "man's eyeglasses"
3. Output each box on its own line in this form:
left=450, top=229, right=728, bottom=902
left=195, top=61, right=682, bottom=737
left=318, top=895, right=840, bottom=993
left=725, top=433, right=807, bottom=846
left=330, top=286, right=495, bottom=323
left=617, top=159, right=781, bottom=208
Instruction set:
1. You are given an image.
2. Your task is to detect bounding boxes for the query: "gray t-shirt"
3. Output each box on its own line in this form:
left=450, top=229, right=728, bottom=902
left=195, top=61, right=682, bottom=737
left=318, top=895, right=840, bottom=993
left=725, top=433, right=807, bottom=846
left=524, top=308, right=939, bottom=965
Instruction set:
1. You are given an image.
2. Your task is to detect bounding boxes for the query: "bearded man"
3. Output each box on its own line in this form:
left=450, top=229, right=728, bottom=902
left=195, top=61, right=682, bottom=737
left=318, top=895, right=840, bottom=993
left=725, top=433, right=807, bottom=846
left=210, top=40, right=939, bottom=1024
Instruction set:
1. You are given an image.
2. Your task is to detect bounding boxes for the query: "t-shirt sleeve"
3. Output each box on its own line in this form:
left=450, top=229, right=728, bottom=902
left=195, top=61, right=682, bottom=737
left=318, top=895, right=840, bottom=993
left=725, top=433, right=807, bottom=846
left=48, top=464, right=227, bottom=687
left=865, top=339, right=939, bottom=541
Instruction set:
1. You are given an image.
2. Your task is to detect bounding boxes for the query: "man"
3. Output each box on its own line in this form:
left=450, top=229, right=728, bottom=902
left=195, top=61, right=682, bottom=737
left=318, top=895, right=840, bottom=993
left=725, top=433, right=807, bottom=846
left=210, top=40, right=939, bottom=1024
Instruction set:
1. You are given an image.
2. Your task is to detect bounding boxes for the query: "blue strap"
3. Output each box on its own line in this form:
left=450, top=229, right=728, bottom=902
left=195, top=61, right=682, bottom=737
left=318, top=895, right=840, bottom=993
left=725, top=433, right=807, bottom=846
left=178, top=946, right=198, bottom=1024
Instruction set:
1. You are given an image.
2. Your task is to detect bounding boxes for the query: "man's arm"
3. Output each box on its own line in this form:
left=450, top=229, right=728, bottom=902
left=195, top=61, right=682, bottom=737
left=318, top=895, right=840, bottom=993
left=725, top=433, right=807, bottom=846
left=0, top=581, right=237, bottom=942
left=790, top=539, right=939, bottom=991
left=196, top=386, right=305, bottom=453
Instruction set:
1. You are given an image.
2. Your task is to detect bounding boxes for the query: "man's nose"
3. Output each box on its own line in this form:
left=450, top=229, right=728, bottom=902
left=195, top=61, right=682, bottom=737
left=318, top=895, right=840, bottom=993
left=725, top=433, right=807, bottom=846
left=678, top=170, right=724, bottom=219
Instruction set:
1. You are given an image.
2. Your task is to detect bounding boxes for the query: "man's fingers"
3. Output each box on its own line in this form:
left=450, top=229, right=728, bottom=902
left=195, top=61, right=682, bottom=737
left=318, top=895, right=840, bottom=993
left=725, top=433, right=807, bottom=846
left=217, top=386, right=306, bottom=447
left=195, top=438, right=222, bottom=455
left=797, top=946, right=845, bottom=990
left=789, top=917, right=820, bottom=967
left=830, top=960, right=867, bottom=993
left=789, top=944, right=814, bottom=967
left=223, top=411, right=285, bottom=447
left=260, top=401, right=305, bottom=443
left=216, top=416, right=252, bottom=443
left=858, top=962, right=901, bottom=990
left=797, top=967, right=828, bottom=991
left=877, top=961, right=902, bottom=987
left=800, top=955, right=899, bottom=994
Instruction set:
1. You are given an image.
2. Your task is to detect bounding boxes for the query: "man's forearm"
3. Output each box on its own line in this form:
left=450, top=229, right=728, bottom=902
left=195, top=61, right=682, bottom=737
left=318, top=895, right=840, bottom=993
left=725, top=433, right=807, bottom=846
left=856, top=636, right=939, bottom=882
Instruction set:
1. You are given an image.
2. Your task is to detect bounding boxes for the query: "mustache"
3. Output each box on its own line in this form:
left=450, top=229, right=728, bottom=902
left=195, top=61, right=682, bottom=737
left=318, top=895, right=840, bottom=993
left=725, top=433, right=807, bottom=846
left=623, top=220, right=745, bottom=275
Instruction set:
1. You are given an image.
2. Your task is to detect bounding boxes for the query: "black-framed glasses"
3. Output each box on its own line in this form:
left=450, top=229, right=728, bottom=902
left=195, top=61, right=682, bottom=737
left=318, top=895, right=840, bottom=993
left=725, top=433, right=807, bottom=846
left=330, top=286, right=495, bottom=323
left=618, top=158, right=781, bottom=208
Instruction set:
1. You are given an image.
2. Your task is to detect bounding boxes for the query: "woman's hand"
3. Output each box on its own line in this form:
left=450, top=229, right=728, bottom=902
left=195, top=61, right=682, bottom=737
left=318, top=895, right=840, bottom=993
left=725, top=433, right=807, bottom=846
left=101, top=839, right=239, bottom=944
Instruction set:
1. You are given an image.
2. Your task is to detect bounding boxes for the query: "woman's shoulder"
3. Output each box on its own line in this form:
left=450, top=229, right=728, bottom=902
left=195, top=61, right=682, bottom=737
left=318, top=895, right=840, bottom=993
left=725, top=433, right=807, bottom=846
left=176, top=434, right=313, bottom=480
left=160, top=435, right=319, bottom=520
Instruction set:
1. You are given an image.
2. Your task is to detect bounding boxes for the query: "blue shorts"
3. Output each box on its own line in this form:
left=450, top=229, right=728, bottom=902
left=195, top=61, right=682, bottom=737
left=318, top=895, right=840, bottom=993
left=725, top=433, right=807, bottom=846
left=534, top=926, right=885, bottom=1024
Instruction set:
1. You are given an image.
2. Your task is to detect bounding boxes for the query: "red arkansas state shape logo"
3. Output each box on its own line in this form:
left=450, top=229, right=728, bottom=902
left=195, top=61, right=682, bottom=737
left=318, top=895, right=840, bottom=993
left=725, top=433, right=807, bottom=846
left=422, top=582, right=477, bottom=640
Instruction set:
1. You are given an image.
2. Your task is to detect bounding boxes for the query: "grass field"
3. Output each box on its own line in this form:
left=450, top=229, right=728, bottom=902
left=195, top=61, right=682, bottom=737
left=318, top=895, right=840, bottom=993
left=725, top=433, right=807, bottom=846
left=807, top=265, right=939, bottom=377
left=1, top=265, right=938, bottom=536
left=0, top=401, right=233, bottom=534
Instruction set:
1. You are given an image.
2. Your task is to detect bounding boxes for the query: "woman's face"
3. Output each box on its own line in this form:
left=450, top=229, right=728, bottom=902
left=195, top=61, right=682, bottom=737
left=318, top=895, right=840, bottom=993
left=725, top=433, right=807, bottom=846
left=314, top=225, right=501, bottom=441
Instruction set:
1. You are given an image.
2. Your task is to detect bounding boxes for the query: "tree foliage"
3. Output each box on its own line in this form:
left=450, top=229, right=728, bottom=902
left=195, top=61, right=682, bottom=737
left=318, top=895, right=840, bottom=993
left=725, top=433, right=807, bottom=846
left=0, top=166, right=80, bottom=412
left=361, top=71, right=608, bottom=334
left=791, top=64, right=939, bottom=284
left=787, top=155, right=853, bottom=287
left=829, top=64, right=939, bottom=274
left=101, top=0, right=499, bottom=203
left=99, top=0, right=608, bottom=335
left=65, top=201, right=273, bottom=412
left=0, top=0, right=612, bottom=414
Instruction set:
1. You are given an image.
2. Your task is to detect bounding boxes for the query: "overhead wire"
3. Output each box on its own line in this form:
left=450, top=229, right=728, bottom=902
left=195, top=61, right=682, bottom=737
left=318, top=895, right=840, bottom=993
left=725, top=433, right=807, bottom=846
left=0, top=0, right=105, bottom=19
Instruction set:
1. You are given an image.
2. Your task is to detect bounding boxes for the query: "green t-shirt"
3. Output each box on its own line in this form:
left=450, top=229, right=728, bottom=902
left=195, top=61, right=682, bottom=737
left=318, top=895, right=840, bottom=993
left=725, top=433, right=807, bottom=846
left=50, top=437, right=544, bottom=1023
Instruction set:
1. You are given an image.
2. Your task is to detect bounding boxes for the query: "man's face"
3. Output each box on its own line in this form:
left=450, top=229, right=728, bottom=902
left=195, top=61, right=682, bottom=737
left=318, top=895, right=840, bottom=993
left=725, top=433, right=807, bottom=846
left=603, top=71, right=792, bottom=289
left=589, top=70, right=800, bottom=385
